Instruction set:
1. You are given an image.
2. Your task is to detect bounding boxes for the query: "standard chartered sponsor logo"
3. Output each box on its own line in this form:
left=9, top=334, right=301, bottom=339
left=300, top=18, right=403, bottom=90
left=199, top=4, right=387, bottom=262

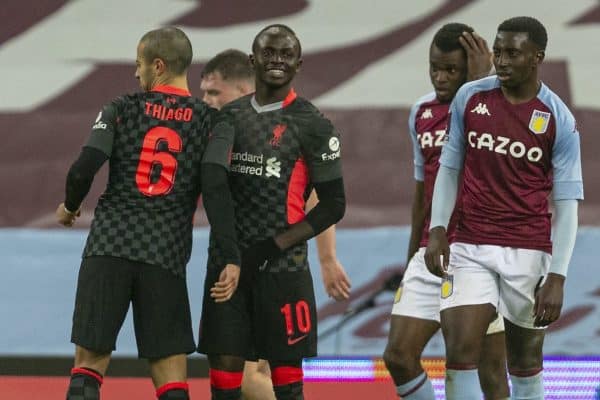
left=467, top=131, right=543, bottom=162
left=230, top=152, right=281, bottom=178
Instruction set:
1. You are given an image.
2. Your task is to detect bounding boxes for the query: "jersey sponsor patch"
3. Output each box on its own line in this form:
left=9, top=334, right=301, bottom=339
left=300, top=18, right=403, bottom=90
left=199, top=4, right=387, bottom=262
left=529, top=109, right=551, bottom=134
left=441, top=274, right=453, bottom=299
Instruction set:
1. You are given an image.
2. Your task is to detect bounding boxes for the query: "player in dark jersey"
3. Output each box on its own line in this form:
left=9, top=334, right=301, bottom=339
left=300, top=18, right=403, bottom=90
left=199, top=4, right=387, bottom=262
left=197, top=25, right=346, bottom=400
left=55, top=27, right=240, bottom=400
left=199, top=48, right=351, bottom=400
left=425, top=17, right=583, bottom=399
left=382, top=23, right=509, bottom=400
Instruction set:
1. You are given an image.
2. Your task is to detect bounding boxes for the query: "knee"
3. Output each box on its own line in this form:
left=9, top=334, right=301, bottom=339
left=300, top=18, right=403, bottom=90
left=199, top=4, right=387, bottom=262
left=444, top=338, right=482, bottom=364
left=383, top=345, right=420, bottom=376
left=507, top=344, right=543, bottom=372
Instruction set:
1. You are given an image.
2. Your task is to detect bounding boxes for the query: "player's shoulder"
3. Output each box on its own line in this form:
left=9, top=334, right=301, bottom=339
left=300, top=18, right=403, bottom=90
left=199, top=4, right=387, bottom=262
left=291, top=96, right=332, bottom=127
left=221, top=94, right=253, bottom=115
left=536, top=83, right=576, bottom=128
left=412, top=91, right=437, bottom=109
left=455, top=76, right=500, bottom=105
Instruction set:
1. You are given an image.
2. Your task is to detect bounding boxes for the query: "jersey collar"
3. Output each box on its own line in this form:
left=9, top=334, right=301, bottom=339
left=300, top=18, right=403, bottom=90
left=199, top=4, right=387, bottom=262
left=251, top=88, right=297, bottom=113
left=151, top=85, right=191, bottom=97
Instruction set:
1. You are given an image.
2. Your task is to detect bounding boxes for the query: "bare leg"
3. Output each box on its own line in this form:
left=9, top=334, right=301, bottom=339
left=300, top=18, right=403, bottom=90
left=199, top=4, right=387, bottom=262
left=149, top=354, right=188, bottom=388
left=479, top=332, right=509, bottom=399
left=242, top=360, right=275, bottom=400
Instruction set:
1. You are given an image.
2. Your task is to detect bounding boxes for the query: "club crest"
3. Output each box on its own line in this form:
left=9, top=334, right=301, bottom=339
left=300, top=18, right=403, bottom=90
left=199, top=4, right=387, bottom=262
left=441, top=274, right=454, bottom=299
left=528, top=110, right=551, bottom=134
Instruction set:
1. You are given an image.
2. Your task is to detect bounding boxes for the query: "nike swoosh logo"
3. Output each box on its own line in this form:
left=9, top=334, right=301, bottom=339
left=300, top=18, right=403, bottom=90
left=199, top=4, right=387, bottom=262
left=287, top=335, right=308, bottom=345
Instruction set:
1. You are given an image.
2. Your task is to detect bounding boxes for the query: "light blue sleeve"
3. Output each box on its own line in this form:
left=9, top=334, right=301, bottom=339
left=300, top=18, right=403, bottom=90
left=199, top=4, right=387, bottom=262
left=408, top=102, right=424, bottom=181
left=429, top=166, right=460, bottom=230
left=550, top=103, right=584, bottom=200
left=439, top=86, right=469, bottom=171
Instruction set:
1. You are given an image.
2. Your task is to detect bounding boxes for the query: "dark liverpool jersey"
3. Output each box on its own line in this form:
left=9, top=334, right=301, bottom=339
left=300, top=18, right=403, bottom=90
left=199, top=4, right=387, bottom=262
left=82, top=85, right=213, bottom=277
left=204, top=89, right=343, bottom=272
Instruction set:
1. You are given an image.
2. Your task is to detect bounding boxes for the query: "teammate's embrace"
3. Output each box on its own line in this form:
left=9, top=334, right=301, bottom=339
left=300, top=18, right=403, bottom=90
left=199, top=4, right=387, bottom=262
left=56, top=27, right=240, bottom=400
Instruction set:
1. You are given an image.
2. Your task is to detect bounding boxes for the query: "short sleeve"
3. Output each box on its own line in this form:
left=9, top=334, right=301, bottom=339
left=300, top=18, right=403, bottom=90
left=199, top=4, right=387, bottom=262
left=85, top=99, right=122, bottom=157
left=299, top=116, right=343, bottom=183
left=408, top=102, right=425, bottom=181
left=202, top=108, right=235, bottom=169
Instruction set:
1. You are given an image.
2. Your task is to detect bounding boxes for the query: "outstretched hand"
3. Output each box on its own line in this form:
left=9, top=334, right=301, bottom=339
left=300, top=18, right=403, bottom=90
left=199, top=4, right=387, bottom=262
left=210, top=264, right=241, bottom=303
left=56, top=202, right=81, bottom=227
left=460, top=31, right=493, bottom=81
left=533, top=273, right=565, bottom=327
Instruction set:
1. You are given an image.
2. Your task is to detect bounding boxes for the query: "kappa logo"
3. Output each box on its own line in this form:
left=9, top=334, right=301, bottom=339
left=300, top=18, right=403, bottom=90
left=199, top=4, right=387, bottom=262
left=470, top=103, right=491, bottom=116
left=420, top=108, right=433, bottom=119
left=529, top=109, right=551, bottom=134
left=271, top=124, right=287, bottom=147
left=287, top=334, right=308, bottom=345
left=265, top=157, right=281, bottom=178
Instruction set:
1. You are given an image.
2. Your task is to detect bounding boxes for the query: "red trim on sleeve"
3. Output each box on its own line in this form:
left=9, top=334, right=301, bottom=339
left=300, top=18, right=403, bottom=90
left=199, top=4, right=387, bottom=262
left=156, top=381, right=189, bottom=397
left=209, top=369, right=243, bottom=390
left=151, top=85, right=191, bottom=97
left=282, top=88, right=298, bottom=108
left=287, top=157, right=309, bottom=224
left=398, top=374, right=428, bottom=397
left=271, top=366, right=304, bottom=386
left=71, top=367, right=103, bottom=385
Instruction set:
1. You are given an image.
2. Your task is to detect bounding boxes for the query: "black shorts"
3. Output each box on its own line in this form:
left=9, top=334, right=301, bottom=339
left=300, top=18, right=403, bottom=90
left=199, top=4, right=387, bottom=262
left=197, top=267, right=317, bottom=362
left=71, top=256, right=195, bottom=359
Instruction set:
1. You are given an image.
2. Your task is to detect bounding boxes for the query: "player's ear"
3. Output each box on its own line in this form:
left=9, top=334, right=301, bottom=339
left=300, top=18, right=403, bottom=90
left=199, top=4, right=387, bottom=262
left=535, top=49, right=545, bottom=64
left=249, top=54, right=255, bottom=68
left=296, top=58, right=303, bottom=72
left=154, top=58, right=166, bottom=75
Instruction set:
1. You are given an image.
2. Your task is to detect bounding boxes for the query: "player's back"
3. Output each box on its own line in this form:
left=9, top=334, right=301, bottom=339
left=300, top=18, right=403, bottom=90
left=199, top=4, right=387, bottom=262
left=84, top=86, right=213, bottom=276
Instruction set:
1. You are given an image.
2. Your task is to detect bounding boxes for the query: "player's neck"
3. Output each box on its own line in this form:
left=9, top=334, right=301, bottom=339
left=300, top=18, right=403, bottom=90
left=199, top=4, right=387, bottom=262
left=254, top=83, right=292, bottom=106
left=152, top=75, right=189, bottom=92
left=501, top=78, right=541, bottom=105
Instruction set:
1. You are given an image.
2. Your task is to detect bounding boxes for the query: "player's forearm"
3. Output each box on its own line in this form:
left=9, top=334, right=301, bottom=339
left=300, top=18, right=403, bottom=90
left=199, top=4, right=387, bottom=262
left=201, top=163, right=241, bottom=266
left=275, top=178, right=345, bottom=250
left=429, top=166, right=459, bottom=230
left=64, top=147, right=107, bottom=211
left=315, top=225, right=337, bottom=264
left=549, top=199, right=578, bottom=277
left=406, top=181, right=425, bottom=262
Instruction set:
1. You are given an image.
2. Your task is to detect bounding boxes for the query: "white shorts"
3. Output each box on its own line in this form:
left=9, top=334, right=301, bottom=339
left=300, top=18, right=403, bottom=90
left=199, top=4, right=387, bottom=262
left=441, top=242, right=551, bottom=329
left=392, top=248, right=505, bottom=334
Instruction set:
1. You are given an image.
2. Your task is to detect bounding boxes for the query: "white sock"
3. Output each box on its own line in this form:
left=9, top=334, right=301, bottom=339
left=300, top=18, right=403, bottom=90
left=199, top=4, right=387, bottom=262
left=445, top=368, right=480, bottom=400
left=396, top=371, right=435, bottom=399
left=510, top=371, right=543, bottom=400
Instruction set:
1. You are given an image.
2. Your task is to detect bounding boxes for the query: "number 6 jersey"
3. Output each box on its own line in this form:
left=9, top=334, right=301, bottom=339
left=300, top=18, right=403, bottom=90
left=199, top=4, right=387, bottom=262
left=81, top=85, right=213, bottom=277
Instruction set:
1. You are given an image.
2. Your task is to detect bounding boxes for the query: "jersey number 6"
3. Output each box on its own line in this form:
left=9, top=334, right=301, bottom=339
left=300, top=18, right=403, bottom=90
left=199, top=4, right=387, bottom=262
left=136, top=126, right=182, bottom=196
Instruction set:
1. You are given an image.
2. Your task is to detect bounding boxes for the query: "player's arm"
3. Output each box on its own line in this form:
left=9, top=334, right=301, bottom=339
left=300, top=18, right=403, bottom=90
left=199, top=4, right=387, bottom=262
left=406, top=104, right=427, bottom=264
left=201, top=110, right=242, bottom=302
left=424, top=90, right=469, bottom=276
left=534, top=109, right=584, bottom=326
left=56, top=102, right=118, bottom=227
left=306, top=190, right=351, bottom=301
left=459, top=31, right=493, bottom=81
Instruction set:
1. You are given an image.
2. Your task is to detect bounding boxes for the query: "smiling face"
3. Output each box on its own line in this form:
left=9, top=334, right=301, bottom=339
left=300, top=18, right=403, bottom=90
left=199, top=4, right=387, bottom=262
left=493, top=31, right=542, bottom=89
left=250, top=28, right=302, bottom=90
left=429, top=43, right=467, bottom=103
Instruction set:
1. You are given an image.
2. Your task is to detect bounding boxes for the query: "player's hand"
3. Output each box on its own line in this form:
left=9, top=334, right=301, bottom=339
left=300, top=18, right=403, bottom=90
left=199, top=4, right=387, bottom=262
left=424, top=226, right=450, bottom=277
left=55, top=202, right=81, bottom=227
left=533, top=273, right=565, bottom=327
left=210, top=264, right=241, bottom=303
left=321, top=258, right=351, bottom=301
left=460, top=31, right=493, bottom=81
left=242, top=238, right=281, bottom=272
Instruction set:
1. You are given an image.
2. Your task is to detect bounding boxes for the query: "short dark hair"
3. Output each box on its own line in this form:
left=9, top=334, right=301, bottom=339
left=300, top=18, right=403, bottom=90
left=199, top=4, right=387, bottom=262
left=201, top=49, right=253, bottom=82
left=140, top=27, right=193, bottom=75
left=432, top=23, right=474, bottom=53
left=252, top=24, right=302, bottom=57
left=497, top=16, right=547, bottom=50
